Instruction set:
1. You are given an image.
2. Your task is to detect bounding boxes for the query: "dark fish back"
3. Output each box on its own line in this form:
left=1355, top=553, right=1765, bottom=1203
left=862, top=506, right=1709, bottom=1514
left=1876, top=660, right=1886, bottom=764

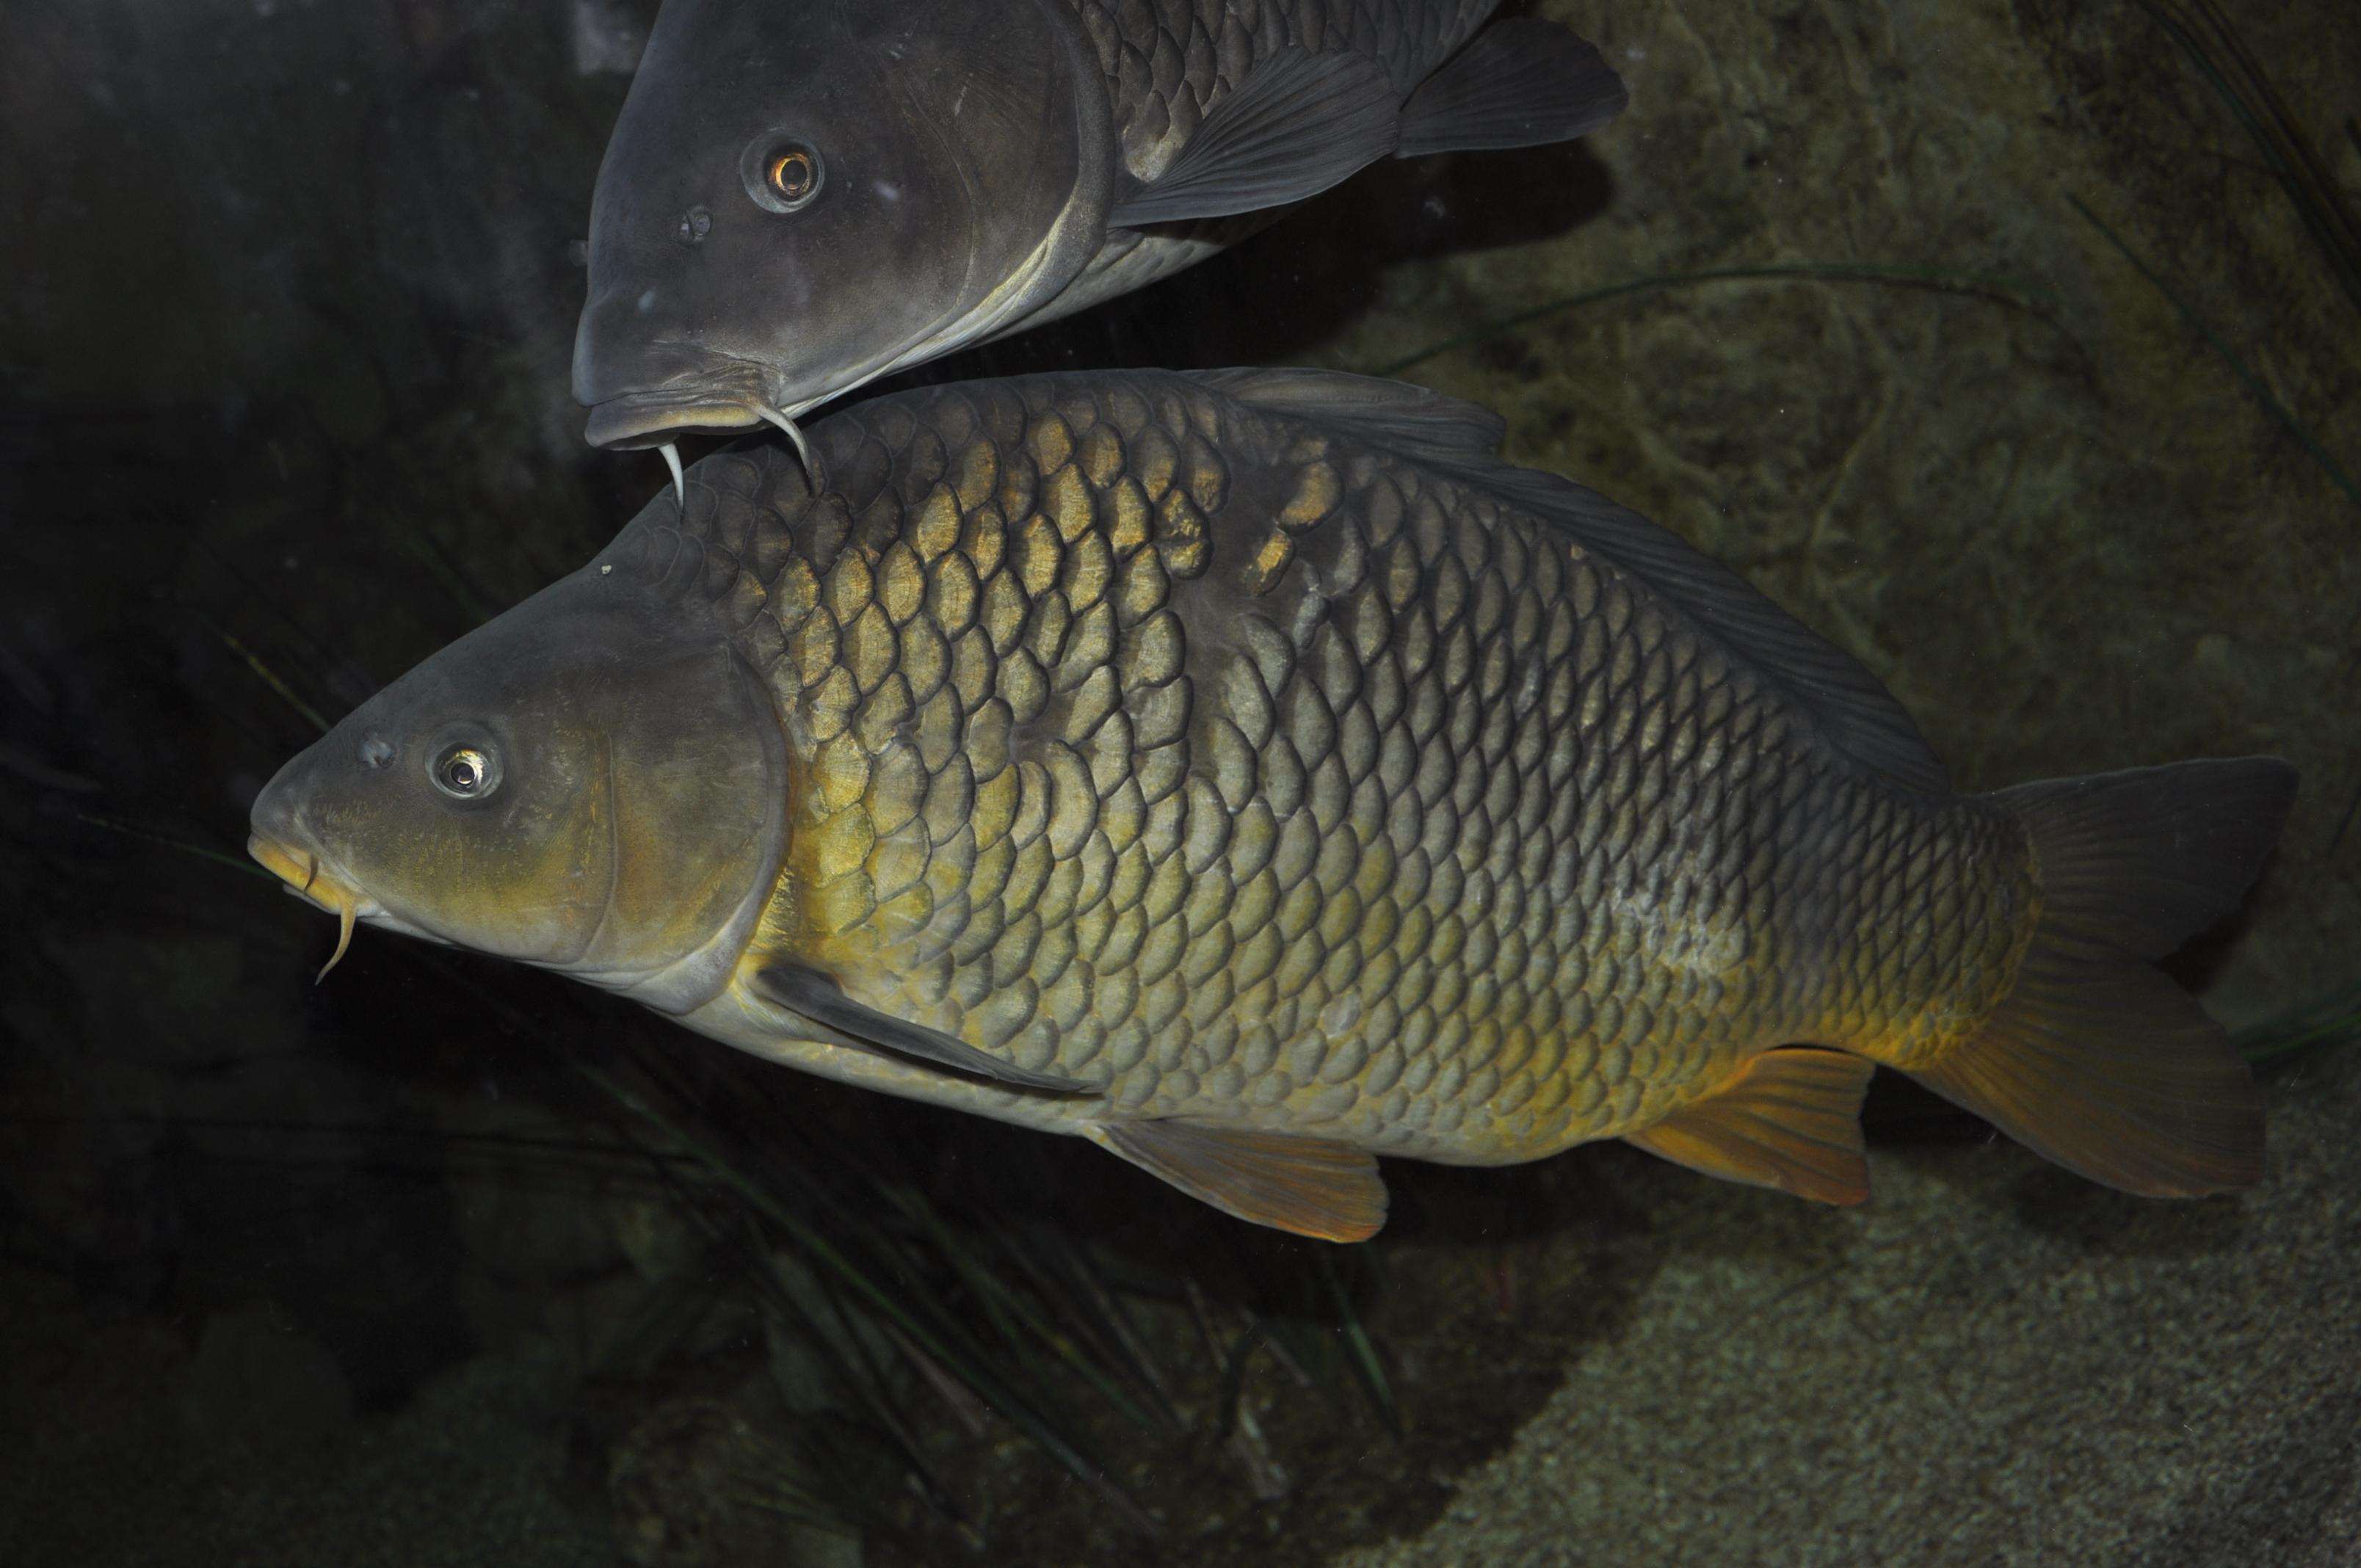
left=1066, top=0, right=1498, bottom=168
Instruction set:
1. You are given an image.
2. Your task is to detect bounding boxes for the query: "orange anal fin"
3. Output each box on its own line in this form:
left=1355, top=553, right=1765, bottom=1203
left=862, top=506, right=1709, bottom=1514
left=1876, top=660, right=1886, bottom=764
left=1625, top=1047, right=1874, bottom=1205
left=1092, top=1119, right=1389, bottom=1242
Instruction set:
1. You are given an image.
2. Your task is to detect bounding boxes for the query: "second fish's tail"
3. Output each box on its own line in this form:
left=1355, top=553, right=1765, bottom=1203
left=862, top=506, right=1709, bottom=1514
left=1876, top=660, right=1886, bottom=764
left=1907, top=757, right=2297, bottom=1195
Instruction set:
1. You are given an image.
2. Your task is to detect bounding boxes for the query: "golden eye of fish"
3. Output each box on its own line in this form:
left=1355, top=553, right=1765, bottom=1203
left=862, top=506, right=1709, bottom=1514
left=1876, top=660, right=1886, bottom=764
left=766, top=148, right=817, bottom=202
left=432, top=743, right=500, bottom=801
left=740, top=133, right=823, bottom=214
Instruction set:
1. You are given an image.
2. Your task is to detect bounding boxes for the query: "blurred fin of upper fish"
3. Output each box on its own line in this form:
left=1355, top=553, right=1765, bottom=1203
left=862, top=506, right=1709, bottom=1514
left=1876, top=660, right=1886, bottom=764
left=251, top=369, right=2292, bottom=1242
left=571, top=1, right=1628, bottom=458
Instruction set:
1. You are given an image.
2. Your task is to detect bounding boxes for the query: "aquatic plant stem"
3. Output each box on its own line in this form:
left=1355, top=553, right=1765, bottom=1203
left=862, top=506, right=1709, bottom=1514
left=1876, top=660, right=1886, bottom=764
left=2232, top=978, right=2361, bottom=1067
left=1315, top=1246, right=1399, bottom=1434
left=2068, top=194, right=2361, bottom=515
left=2133, top=0, right=2361, bottom=319
left=576, top=1061, right=1161, bottom=1536
left=199, top=620, right=332, bottom=733
left=73, top=812, right=280, bottom=881
left=1367, top=263, right=2062, bottom=380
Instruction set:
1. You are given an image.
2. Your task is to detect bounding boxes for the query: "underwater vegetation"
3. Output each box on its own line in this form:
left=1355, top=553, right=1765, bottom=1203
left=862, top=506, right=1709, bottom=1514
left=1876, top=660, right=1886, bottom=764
left=3, top=0, right=2359, bottom=1564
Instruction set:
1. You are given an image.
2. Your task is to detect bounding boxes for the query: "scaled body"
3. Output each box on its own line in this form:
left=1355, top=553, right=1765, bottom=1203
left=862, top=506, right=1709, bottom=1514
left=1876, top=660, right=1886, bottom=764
left=252, top=370, right=2291, bottom=1239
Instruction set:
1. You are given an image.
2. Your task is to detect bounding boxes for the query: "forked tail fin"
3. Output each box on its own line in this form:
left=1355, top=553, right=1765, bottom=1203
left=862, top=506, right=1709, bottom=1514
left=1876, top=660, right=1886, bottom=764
left=1910, top=758, right=2297, bottom=1196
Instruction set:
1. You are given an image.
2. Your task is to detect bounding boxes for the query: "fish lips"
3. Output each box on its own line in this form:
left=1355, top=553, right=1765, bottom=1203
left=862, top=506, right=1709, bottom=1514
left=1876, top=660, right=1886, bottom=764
left=575, top=341, right=777, bottom=450
left=582, top=383, right=769, bottom=451
left=247, top=828, right=371, bottom=921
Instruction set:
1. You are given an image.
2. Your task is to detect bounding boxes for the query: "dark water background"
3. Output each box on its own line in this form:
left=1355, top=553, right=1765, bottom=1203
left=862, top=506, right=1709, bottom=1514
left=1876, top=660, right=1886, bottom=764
left=3, top=1, right=2357, bottom=1564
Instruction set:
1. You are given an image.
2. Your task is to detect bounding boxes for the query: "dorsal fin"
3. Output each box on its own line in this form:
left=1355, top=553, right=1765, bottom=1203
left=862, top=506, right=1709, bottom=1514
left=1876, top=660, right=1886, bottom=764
left=1106, top=47, right=1400, bottom=228
left=1396, top=18, right=1629, bottom=158
left=1193, top=366, right=1506, bottom=461
left=1192, top=367, right=1950, bottom=794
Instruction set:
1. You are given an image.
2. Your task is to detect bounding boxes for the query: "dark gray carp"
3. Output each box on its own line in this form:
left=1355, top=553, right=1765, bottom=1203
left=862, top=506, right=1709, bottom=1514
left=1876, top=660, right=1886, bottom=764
left=571, top=1, right=1627, bottom=481
left=251, top=369, right=2291, bottom=1241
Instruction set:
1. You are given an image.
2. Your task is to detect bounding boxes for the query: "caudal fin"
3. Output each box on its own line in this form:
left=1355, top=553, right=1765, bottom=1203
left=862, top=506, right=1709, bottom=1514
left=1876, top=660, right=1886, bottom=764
left=1910, top=758, right=2297, bottom=1196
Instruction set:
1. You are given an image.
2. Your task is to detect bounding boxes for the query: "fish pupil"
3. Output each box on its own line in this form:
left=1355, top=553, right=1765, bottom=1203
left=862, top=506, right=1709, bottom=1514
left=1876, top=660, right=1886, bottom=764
left=767, top=148, right=815, bottom=200
left=432, top=744, right=495, bottom=799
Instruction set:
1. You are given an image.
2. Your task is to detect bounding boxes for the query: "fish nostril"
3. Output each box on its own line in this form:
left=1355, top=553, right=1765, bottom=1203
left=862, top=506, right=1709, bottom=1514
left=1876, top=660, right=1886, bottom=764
left=358, top=734, right=396, bottom=770
left=675, top=206, right=711, bottom=246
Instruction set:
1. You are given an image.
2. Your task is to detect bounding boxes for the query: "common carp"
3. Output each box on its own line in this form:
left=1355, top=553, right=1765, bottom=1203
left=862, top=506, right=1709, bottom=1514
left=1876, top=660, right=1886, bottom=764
left=571, top=0, right=1627, bottom=488
left=250, top=369, right=2293, bottom=1241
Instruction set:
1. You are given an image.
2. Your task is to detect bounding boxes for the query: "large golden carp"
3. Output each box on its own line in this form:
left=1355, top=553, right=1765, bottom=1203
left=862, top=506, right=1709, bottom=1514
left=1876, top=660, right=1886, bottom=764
left=249, top=369, right=2293, bottom=1241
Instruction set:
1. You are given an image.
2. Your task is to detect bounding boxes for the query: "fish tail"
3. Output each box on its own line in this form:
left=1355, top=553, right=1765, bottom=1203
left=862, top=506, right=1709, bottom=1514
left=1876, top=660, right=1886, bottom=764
left=1906, top=757, right=2296, bottom=1196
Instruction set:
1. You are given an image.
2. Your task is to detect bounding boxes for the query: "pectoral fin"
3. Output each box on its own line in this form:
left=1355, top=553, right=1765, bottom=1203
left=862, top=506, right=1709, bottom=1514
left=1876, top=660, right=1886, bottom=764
left=1625, top=1048, right=1874, bottom=1205
left=1107, top=47, right=1399, bottom=227
left=752, top=965, right=1088, bottom=1094
left=1092, top=1118, right=1389, bottom=1241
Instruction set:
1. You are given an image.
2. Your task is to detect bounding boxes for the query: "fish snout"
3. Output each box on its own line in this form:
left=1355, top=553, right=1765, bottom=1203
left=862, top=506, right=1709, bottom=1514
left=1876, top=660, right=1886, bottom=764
left=247, top=830, right=327, bottom=906
left=244, top=785, right=357, bottom=917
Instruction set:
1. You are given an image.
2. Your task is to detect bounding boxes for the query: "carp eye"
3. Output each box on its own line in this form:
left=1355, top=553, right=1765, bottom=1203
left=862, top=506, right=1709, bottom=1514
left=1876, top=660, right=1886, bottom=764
left=740, top=134, right=822, bottom=214
left=432, top=743, right=501, bottom=802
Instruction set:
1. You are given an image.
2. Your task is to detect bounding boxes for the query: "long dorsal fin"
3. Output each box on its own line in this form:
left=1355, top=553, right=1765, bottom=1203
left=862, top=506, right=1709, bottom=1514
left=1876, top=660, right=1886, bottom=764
left=1191, top=367, right=1950, bottom=794
left=1092, top=1118, right=1389, bottom=1241
left=1107, top=47, right=1399, bottom=228
left=1624, top=1047, right=1874, bottom=1205
left=752, top=964, right=1088, bottom=1093
left=1396, top=18, right=1628, bottom=158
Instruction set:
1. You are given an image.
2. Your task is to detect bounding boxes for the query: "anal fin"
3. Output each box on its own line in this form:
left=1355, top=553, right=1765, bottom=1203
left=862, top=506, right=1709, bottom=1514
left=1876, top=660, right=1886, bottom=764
left=1625, top=1048, right=1874, bottom=1205
left=1093, top=1118, right=1389, bottom=1241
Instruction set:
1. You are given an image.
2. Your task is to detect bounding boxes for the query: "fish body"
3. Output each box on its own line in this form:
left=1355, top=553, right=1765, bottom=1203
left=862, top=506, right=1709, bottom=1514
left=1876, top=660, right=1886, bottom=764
left=252, top=369, right=2292, bottom=1240
left=571, top=1, right=1627, bottom=454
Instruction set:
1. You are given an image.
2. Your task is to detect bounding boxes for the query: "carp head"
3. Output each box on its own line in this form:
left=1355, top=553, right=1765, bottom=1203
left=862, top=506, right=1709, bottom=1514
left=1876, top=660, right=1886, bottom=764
left=248, top=538, right=788, bottom=1015
left=571, top=0, right=1114, bottom=468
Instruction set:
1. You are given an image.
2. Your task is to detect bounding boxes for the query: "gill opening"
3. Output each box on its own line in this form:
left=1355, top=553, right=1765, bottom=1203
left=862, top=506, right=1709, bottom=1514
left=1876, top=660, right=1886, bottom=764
left=564, top=732, right=628, bottom=973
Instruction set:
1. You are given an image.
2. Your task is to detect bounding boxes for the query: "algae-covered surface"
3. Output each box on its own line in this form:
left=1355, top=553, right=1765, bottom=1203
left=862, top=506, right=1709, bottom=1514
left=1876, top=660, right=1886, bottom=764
left=1, top=0, right=2355, bottom=1564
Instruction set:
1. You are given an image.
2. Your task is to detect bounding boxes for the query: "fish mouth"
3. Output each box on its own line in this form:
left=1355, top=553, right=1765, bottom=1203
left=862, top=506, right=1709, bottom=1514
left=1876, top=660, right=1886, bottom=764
left=582, top=383, right=771, bottom=451
left=577, top=350, right=789, bottom=450
left=247, top=831, right=374, bottom=981
left=583, top=376, right=830, bottom=497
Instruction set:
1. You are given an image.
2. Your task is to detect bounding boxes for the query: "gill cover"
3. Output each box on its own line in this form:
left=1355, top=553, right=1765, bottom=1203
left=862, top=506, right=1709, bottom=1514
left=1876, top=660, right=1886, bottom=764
left=573, top=0, right=1114, bottom=447
left=247, top=564, right=788, bottom=1014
